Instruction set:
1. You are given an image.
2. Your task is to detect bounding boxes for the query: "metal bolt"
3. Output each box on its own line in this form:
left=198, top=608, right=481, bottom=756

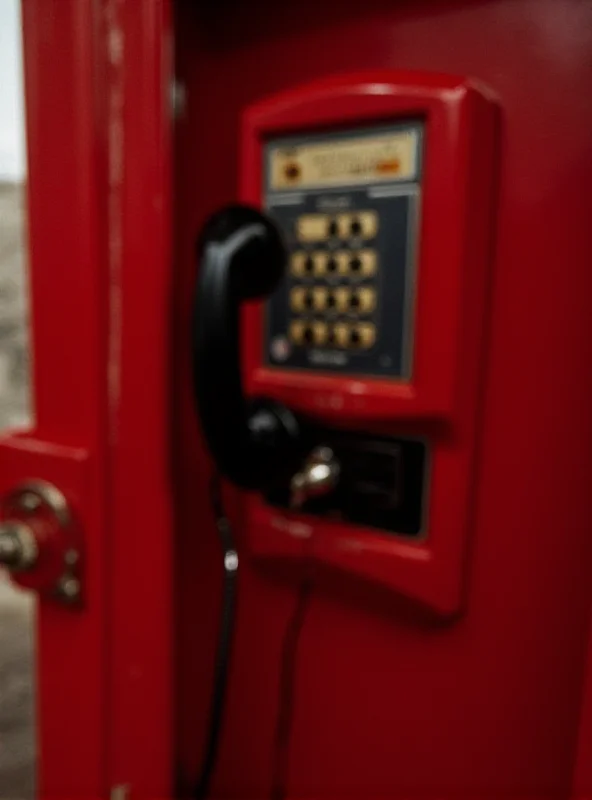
left=18, top=491, right=42, bottom=513
left=170, top=80, right=186, bottom=119
left=0, top=528, right=21, bottom=567
left=57, top=576, right=80, bottom=602
left=0, top=522, right=39, bottom=571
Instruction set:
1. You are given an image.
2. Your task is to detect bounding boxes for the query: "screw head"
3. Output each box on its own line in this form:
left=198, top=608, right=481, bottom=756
left=18, top=492, right=42, bottom=513
left=57, top=576, right=80, bottom=602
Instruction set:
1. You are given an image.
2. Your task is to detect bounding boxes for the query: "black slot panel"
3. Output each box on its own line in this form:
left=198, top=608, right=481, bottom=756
left=266, top=433, right=428, bottom=537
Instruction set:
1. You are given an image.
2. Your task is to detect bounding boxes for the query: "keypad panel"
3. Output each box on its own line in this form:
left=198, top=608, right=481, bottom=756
left=264, top=123, right=422, bottom=380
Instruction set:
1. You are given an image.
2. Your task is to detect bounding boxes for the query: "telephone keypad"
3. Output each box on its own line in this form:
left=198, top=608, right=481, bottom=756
left=285, top=211, right=380, bottom=351
left=265, top=122, right=422, bottom=378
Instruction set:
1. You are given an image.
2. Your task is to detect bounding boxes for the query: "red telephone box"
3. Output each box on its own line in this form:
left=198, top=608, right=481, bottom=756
left=1, top=1, right=592, bottom=798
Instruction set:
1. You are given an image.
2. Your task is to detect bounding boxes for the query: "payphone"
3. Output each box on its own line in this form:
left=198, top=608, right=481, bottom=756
left=189, top=72, right=497, bottom=797
left=192, top=72, right=497, bottom=615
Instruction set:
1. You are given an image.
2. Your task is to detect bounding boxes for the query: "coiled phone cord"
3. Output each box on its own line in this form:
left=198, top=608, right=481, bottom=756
left=194, top=474, right=239, bottom=800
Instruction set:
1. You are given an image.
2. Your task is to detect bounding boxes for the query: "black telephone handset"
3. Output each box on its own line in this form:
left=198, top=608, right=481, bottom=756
left=192, top=205, right=304, bottom=490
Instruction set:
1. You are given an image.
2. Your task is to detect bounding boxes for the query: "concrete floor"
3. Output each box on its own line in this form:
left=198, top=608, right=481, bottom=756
left=0, top=182, right=35, bottom=800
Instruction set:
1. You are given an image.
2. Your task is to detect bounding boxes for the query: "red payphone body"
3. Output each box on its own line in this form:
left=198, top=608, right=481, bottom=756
left=1, top=1, right=591, bottom=798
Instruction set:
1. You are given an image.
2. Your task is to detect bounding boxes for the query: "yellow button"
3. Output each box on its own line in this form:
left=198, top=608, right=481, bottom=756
left=290, top=251, right=307, bottom=277
left=358, top=211, right=379, bottom=239
left=337, top=213, right=353, bottom=239
left=347, top=249, right=377, bottom=277
left=333, top=287, right=350, bottom=313
left=312, top=287, right=328, bottom=311
left=332, top=322, right=350, bottom=348
left=335, top=250, right=351, bottom=276
left=290, top=287, right=308, bottom=312
left=296, top=214, right=329, bottom=242
left=312, top=251, right=328, bottom=277
left=352, top=322, right=376, bottom=349
left=312, top=321, right=328, bottom=345
left=350, top=288, right=376, bottom=314
left=289, top=320, right=306, bottom=344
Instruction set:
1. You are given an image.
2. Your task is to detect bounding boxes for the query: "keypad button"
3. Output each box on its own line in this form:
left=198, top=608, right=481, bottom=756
left=289, top=320, right=305, bottom=344
left=334, top=287, right=350, bottom=313
left=312, top=321, right=328, bottom=345
left=352, top=288, right=376, bottom=314
left=291, top=251, right=307, bottom=277
left=359, top=211, right=378, bottom=239
left=334, top=323, right=351, bottom=348
left=290, top=287, right=307, bottom=312
left=359, top=249, right=377, bottom=277
left=313, top=287, right=328, bottom=311
left=297, top=214, right=329, bottom=242
left=355, top=322, right=377, bottom=348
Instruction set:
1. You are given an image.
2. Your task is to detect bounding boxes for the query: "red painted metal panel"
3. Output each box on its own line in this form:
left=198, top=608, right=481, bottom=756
left=16, top=1, right=109, bottom=795
left=105, top=0, right=174, bottom=795
left=15, top=1, right=174, bottom=796
left=575, top=623, right=592, bottom=798
left=174, top=1, right=592, bottom=798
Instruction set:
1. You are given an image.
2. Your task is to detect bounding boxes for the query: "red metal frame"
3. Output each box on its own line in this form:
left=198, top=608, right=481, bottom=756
left=3, top=2, right=110, bottom=794
left=0, top=0, right=174, bottom=797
